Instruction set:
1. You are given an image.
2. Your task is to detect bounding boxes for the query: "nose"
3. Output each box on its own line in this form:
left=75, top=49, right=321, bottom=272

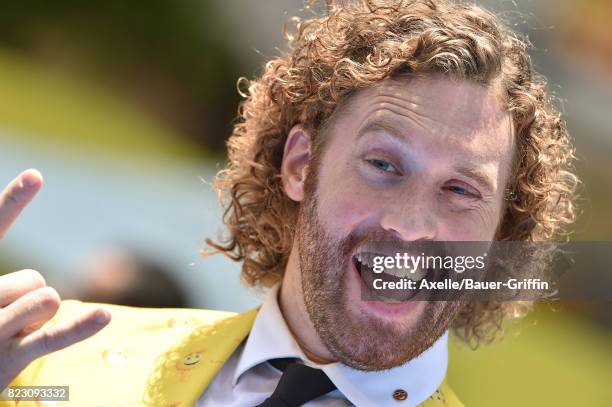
left=379, top=201, right=438, bottom=242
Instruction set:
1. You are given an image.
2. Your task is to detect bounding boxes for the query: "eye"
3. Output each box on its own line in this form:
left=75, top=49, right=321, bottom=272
left=444, top=183, right=480, bottom=198
left=367, top=158, right=401, bottom=175
left=448, top=185, right=470, bottom=195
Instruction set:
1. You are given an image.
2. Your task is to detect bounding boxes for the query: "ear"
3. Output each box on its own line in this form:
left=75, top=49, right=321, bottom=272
left=281, top=124, right=312, bottom=202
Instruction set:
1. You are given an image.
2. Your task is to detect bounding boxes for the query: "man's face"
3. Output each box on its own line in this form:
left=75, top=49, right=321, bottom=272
left=293, top=75, right=514, bottom=370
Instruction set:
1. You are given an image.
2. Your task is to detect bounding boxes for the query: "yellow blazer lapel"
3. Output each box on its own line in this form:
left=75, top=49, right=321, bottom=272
left=143, top=307, right=257, bottom=407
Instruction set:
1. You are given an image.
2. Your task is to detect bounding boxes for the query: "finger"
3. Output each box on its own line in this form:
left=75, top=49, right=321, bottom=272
left=15, top=307, right=111, bottom=363
left=0, top=269, right=47, bottom=308
left=0, top=169, right=43, bottom=240
left=0, top=286, right=60, bottom=341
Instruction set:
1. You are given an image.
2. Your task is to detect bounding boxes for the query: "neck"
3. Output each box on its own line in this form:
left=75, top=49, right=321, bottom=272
left=278, top=248, right=337, bottom=364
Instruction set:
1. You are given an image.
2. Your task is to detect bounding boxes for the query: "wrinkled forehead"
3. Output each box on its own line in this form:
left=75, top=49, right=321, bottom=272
left=326, top=74, right=514, bottom=161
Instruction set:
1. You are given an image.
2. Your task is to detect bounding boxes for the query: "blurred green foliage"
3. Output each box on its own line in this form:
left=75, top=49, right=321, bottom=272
left=0, top=0, right=247, bottom=151
left=0, top=48, right=218, bottom=164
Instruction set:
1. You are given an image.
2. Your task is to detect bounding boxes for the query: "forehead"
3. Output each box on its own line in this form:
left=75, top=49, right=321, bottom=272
left=328, top=74, right=514, bottom=161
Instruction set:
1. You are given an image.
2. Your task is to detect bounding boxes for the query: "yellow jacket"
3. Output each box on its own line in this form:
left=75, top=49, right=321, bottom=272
left=3, top=300, right=463, bottom=407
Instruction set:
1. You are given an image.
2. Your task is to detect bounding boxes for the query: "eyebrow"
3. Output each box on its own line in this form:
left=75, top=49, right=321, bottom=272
left=355, top=120, right=410, bottom=144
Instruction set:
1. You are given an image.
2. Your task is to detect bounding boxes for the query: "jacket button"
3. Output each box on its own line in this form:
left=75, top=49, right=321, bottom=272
left=393, top=389, right=408, bottom=401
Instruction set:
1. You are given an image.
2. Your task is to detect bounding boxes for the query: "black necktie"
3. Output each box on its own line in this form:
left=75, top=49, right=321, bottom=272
left=256, top=358, right=337, bottom=407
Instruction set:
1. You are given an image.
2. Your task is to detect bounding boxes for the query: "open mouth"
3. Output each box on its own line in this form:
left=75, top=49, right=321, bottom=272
left=351, top=251, right=437, bottom=302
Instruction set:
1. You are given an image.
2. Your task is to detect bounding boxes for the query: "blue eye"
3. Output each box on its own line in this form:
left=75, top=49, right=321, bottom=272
left=368, top=159, right=399, bottom=174
left=446, top=184, right=480, bottom=198
left=448, top=185, right=469, bottom=195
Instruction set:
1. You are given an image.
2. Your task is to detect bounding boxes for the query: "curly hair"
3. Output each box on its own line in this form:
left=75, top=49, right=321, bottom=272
left=205, top=0, right=579, bottom=346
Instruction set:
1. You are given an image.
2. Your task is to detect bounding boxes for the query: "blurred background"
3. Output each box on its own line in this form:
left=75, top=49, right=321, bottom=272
left=0, top=0, right=610, bottom=405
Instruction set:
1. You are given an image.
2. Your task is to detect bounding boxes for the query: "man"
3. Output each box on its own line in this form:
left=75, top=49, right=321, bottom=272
left=0, top=1, right=578, bottom=406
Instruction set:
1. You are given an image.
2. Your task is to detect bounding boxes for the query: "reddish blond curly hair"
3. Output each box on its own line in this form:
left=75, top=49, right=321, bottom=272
left=206, top=0, right=579, bottom=345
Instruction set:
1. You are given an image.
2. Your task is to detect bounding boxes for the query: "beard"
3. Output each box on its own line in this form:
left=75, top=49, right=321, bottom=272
left=296, top=171, right=464, bottom=371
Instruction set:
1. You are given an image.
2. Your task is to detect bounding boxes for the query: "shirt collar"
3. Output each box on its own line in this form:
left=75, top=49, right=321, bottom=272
left=233, top=283, right=448, bottom=407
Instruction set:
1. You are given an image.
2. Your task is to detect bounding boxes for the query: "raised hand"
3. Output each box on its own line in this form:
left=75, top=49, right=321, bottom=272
left=0, top=170, right=111, bottom=391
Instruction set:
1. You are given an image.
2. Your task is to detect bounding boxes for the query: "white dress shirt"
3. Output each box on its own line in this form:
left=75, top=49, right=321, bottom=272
left=197, top=284, right=448, bottom=407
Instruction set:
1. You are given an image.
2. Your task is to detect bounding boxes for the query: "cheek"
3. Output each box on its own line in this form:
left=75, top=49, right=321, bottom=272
left=437, top=204, right=503, bottom=240
left=316, top=162, right=375, bottom=238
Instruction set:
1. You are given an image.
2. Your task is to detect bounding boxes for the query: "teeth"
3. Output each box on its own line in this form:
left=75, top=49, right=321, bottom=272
left=387, top=268, right=424, bottom=280
left=355, top=252, right=371, bottom=266
left=353, top=251, right=428, bottom=281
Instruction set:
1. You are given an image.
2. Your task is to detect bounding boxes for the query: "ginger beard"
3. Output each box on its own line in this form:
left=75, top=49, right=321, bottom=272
left=296, top=165, right=464, bottom=371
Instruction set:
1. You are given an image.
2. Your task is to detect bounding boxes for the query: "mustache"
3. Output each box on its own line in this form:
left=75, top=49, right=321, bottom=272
left=340, top=229, right=450, bottom=261
left=300, top=192, right=448, bottom=262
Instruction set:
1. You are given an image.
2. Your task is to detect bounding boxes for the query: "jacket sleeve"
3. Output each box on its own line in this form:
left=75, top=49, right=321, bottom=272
left=1, top=300, right=251, bottom=407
